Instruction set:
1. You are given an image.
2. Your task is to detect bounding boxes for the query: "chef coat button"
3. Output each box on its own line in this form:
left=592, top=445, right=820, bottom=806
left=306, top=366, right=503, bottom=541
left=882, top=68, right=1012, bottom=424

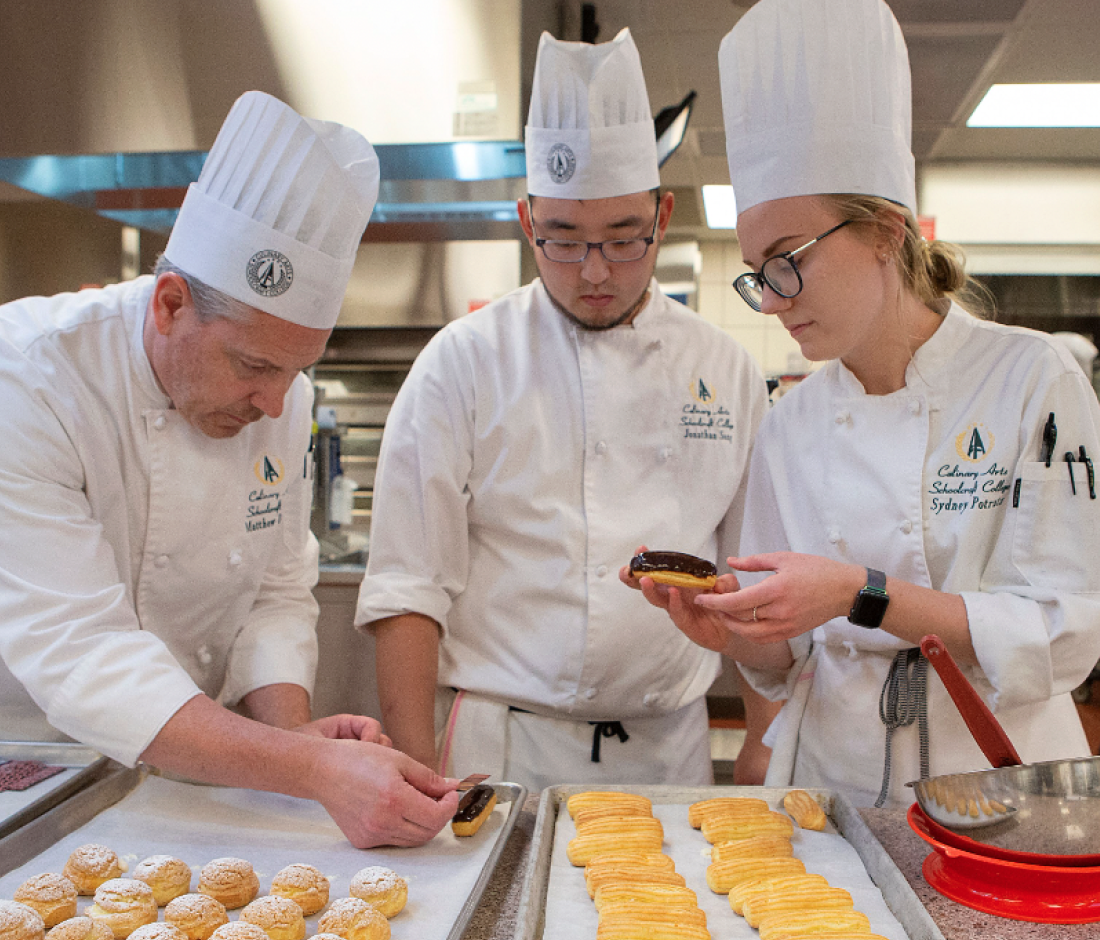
left=596, top=565, right=608, bottom=578
left=153, top=415, right=167, bottom=431
left=909, top=399, right=922, bottom=415
left=659, top=446, right=673, bottom=461
left=834, top=410, right=851, bottom=425
left=584, top=688, right=597, bottom=700
left=197, top=645, right=213, bottom=666
left=643, top=693, right=658, bottom=707
left=827, top=529, right=841, bottom=545
left=228, top=549, right=243, bottom=567
left=595, top=441, right=607, bottom=456
left=154, top=554, right=169, bottom=568
left=900, top=519, right=913, bottom=534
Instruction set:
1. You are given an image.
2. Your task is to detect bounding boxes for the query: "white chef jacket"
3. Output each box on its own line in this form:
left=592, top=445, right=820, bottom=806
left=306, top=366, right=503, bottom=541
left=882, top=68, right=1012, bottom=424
left=357, top=280, right=767, bottom=777
left=0, top=278, right=319, bottom=766
left=740, top=302, right=1100, bottom=807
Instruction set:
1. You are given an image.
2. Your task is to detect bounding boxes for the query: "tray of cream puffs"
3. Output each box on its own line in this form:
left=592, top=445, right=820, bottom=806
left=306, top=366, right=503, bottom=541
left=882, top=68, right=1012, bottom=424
left=514, top=785, right=945, bottom=940
left=0, top=771, right=526, bottom=940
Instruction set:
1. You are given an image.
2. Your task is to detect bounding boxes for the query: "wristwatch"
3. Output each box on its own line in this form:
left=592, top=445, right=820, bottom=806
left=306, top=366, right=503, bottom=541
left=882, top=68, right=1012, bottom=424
left=848, top=567, right=889, bottom=629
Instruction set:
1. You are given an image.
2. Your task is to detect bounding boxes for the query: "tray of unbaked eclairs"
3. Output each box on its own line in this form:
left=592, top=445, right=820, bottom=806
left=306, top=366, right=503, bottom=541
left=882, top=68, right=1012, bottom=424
left=515, top=785, right=945, bottom=940
left=0, top=768, right=526, bottom=940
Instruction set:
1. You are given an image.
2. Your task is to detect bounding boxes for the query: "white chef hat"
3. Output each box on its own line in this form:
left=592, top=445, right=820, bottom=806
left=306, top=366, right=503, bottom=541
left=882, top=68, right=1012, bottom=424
left=164, top=90, right=379, bottom=330
left=719, top=0, right=917, bottom=220
left=525, top=28, right=659, bottom=199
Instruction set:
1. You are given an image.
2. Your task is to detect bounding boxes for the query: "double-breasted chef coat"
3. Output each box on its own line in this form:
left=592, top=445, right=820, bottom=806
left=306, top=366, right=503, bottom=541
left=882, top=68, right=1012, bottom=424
left=357, top=279, right=768, bottom=790
left=0, top=278, right=319, bottom=765
left=740, top=302, right=1100, bottom=807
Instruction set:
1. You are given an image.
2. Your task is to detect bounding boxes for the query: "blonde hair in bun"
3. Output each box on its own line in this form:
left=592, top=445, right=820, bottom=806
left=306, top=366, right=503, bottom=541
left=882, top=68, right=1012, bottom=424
left=820, top=193, right=992, bottom=317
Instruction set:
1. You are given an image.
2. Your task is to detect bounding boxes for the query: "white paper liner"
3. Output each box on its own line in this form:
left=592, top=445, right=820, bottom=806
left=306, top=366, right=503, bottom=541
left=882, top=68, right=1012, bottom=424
left=0, top=776, right=510, bottom=940
left=543, top=802, right=910, bottom=940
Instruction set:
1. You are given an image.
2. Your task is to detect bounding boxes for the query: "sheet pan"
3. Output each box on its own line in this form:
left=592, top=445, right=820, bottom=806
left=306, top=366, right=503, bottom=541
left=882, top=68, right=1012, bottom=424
left=514, top=784, right=946, bottom=940
left=0, top=773, right=525, bottom=940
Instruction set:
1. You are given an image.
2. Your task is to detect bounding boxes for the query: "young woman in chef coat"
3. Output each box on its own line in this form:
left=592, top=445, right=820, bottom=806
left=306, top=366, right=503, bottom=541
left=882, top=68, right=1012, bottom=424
left=626, top=0, right=1100, bottom=807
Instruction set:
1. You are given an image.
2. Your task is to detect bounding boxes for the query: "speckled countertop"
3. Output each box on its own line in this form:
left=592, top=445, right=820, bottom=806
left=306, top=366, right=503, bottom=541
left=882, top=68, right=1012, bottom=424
left=460, top=796, right=1095, bottom=940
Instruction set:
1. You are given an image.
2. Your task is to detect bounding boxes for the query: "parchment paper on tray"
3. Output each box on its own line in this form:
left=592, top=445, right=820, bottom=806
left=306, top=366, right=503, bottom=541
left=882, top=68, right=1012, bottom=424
left=0, top=775, right=516, bottom=940
left=542, top=802, right=910, bottom=940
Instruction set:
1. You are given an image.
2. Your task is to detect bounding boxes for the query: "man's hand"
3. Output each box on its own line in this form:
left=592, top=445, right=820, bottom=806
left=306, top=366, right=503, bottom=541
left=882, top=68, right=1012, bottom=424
left=310, top=739, right=460, bottom=848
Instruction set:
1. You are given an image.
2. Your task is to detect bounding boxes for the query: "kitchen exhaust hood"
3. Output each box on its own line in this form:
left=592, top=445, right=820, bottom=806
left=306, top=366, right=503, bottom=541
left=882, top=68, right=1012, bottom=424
left=0, top=97, right=694, bottom=242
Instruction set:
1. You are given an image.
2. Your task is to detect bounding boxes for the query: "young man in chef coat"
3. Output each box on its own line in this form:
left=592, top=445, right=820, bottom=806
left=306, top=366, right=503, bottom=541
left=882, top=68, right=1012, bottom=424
left=0, top=91, right=459, bottom=847
left=357, top=30, right=778, bottom=791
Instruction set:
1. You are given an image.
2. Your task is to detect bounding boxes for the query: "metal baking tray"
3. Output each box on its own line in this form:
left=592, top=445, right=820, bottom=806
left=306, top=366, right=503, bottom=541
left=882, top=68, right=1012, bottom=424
left=0, top=771, right=525, bottom=940
left=0, top=741, right=118, bottom=841
left=514, top=784, right=946, bottom=940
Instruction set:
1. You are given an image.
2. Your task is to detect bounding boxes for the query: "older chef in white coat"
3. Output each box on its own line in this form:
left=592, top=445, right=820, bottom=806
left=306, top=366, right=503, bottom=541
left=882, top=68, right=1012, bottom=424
left=628, top=0, right=1100, bottom=808
left=0, top=91, right=459, bottom=846
left=357, top=30, right=773, bottom=792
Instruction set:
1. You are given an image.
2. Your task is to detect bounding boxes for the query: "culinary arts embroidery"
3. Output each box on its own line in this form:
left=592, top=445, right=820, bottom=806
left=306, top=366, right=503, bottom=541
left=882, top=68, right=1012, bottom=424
left=681, top=376, right=733, bottom=443
left=954, top=422, right=994, bottom=462
left=247, top=455, right=285, bottom=532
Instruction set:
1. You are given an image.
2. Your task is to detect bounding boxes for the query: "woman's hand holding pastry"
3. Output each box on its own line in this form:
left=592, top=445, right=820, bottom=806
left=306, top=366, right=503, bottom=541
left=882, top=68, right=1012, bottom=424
left=696, top=552, right=865, bottom=642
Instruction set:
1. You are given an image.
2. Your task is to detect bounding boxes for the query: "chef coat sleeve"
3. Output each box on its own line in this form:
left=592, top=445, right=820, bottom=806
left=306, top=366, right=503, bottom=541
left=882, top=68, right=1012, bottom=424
left=0, top=352, right=203, bottom=766
left=355, top=329, right=475, bottom=633
left=964, top=366, right=1100, bottom=711
left=725, top=414, right=812, bottom=703
left=220, top=378, right=320, bottom=707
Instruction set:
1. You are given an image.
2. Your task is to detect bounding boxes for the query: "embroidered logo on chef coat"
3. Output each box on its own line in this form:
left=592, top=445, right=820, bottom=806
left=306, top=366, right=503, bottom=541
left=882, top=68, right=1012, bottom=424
left=255, top=456, right=285, bottom=484
left=247, top=456, right=285, bottom=533
left=547, top=144, right=576, bottom=184
left=246, top=249, right=294, bottom=298
left=955, top=423, right=994, bottom=463
left=681, top=375, right=733, bottom=443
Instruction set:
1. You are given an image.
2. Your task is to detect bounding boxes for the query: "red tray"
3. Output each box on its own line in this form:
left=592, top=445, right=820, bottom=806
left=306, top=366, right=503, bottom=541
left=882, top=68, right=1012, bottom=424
left=908, top=804, right=1100, bottom=924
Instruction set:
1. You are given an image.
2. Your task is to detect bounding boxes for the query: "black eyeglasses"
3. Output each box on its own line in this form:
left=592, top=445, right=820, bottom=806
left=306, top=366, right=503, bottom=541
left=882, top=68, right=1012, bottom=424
left=531, top=207, right=659, bottom=264
left=733, top=220, right=851, bottom=311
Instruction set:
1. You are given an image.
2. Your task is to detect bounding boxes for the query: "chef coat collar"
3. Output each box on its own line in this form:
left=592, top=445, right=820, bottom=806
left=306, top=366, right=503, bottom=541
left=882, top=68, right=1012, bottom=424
left=131, top=276, right=173, bottom=410
left=536, top=277, right=663, bottom=334
left=834, top=299, right=965, bottom=397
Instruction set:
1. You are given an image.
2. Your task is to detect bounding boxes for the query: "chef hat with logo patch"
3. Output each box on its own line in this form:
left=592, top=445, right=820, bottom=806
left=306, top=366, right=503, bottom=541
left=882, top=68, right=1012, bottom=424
left=525, top=28, right=659, bottom=199
left=164, top=90, right=379, bottom=330
left=719, top=0, right=917, bottom=220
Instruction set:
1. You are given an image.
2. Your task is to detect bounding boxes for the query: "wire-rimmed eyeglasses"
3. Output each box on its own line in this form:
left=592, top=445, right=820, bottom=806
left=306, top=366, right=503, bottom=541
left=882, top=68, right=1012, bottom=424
left=531, top=207, right=659, bottom=264
left=733, top=220, right=851, bottom=311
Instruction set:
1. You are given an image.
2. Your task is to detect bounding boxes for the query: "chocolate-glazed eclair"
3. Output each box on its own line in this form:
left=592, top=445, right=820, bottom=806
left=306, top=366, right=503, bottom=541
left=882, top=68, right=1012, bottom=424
left=451, top=785, right=497, bottom=837
left=628, top=551, right=717, bottom=589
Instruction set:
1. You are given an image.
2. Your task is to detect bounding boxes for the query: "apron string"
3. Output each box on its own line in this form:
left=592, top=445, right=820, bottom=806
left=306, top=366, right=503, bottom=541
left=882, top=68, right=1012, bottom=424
left=588, top=721, right=630, bottom=762
left=875, top=647, right=929, bottom=807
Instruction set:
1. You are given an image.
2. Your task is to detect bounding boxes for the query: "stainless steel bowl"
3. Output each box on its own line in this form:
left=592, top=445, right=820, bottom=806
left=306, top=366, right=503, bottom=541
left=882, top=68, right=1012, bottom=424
left=909, top=755, right=1100, bottom=858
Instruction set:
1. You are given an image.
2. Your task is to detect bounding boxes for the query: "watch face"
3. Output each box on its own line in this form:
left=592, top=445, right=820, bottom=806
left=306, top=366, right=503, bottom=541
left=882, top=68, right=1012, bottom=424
left=851, top=590, right=890, bottom=628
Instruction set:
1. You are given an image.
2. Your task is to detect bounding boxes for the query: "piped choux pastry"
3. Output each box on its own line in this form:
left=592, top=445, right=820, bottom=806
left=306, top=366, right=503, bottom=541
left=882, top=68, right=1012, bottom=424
left=269, top=864, right=329, bottom=917
left=0, top=901, right=46, bottom=940
left=756, top=909, right=873, bottom=940
left=62, top=846, right=124, bottom=897
left=782, top=789, right=828, bottom=831
left=45, top=919, right=112, bottom=940
left=566, top=792, right=652, bottom=819
left=164, top=894, right=228, bottom=940
left=126, top=926, right=188, bottom=940
left=348, top=868, right=407, bottom=919
left=701, top=810, right=794, bottom=844
left=14, top=874, right=78, bottom=927
left=239, top=897, right=306, bottom=940
left=316, top=899, right=389, bottom=940
left=208, top=926, right=268, bottom=940
left=132, top=856, right=191, bottom=906
left=85, top=879, right=157, bottom=939
left=196, top=859, right=258, bottom=911
left=688, top=796, right=769, bottom=828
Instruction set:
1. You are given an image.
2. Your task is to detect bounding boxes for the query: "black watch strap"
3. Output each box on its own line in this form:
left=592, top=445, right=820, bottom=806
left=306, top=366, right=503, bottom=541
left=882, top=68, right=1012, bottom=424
left=848, top=567, right=889, bottom=629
